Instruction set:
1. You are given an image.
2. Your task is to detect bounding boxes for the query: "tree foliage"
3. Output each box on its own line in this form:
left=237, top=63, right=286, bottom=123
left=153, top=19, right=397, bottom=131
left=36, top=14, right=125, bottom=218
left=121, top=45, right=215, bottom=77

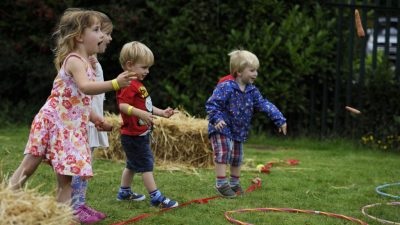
left=8, top=0, right=393, bottom=138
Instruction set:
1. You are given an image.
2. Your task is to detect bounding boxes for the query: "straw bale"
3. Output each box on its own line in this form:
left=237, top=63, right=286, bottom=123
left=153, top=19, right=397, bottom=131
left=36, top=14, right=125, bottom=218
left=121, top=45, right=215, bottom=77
left=0, top=181, right=74, bottom=225
left=95, top=112, right=125, bottom=161
left=96, top=111, right=213, bottom=168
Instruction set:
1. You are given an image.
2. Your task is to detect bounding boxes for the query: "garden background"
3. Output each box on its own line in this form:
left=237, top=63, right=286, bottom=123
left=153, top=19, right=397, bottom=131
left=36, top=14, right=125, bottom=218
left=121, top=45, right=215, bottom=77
left=1, top=0, right=400, bottom=224
left=1, top=0, right=399, bottom=148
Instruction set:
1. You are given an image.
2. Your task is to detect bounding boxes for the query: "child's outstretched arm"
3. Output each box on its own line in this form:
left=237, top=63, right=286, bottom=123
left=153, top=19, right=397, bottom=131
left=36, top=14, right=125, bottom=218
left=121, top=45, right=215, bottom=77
left=153, top=106, right=174, bottom=118
left=205, top=83, right=229, bottom=129
left=119, top=103, right=156, bottom=126
left=66, top=57, right=136, bottom=95
left=278, top=123, right=287, bottom=135
left=253, top=88, right=287, bottom=134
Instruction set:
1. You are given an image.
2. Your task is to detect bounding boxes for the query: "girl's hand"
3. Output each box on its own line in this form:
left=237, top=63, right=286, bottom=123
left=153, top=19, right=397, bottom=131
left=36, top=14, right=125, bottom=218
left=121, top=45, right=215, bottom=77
left=214, top=120, right=226, bottom=131
left=278, top=123, right=287, bottom=135
left=138, top=110, right=157, bottom=126
left=95, top=119, right=113, bottom=131
left=116, top=71, right=137, bottom=88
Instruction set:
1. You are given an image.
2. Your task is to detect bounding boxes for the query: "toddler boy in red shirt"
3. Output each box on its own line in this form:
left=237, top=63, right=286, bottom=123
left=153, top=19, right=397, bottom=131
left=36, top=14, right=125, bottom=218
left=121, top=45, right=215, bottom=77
left=116, top=41, right=178, bottom=208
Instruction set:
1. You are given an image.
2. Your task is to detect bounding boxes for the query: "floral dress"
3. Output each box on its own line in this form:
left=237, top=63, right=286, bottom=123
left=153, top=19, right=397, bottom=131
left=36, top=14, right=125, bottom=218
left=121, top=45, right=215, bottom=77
left=25, top=53, right=95, bottom=178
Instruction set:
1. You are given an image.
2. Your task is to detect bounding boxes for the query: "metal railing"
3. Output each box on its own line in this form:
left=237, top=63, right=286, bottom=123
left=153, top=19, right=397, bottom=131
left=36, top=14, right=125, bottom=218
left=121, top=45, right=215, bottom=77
left=323, top=0, right=400, bottom=136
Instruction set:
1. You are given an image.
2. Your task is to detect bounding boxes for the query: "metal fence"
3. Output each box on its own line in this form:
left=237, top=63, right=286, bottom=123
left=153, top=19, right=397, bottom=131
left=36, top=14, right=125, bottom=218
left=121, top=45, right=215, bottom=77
left=322, top=0, right=400, bottom=136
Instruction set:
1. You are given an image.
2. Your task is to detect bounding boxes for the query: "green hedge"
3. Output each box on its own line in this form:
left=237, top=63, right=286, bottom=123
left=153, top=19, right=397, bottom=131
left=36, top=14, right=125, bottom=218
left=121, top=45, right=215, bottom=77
left=1, top=0, right=398, bottom=143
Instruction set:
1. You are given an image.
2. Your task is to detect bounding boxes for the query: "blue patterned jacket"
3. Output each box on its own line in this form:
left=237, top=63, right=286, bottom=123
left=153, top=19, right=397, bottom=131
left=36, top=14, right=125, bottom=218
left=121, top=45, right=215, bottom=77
left=206, top=80, right=286, bottom=142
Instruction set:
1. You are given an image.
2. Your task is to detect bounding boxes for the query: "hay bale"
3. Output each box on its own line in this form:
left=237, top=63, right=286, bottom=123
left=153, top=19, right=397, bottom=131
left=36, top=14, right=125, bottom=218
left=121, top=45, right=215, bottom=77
left=152, top=110, right=213, bottom=167
left=95, top=112, right=125, bottom=161
left=96, top=110, right=213, bottom=167
left=0, top=181, right=74, bottom=225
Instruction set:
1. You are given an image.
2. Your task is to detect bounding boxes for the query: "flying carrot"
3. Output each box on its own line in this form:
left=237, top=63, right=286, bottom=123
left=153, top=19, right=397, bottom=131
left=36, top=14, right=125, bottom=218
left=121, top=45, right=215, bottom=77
left=345, top=106, right=362, bottom=115
left=355, top=9, right=365, bottom=38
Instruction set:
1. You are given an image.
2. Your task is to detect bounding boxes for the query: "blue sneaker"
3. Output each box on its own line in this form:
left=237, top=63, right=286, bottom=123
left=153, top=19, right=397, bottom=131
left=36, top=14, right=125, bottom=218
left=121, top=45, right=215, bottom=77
left=117, top=191, right=146, bottom=201
left=150, top=196, right=178, bottom=208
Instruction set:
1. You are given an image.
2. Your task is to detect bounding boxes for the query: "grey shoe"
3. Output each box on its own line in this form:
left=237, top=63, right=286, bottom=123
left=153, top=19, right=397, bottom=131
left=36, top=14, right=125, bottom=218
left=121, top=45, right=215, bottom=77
left=215, top=183, right=236, bottom=198
left=231, top=184, right=244, bottom=195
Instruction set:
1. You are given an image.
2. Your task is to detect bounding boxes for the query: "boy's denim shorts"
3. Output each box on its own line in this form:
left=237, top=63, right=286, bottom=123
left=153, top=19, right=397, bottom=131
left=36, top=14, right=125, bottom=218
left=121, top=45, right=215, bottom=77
left=210, top=133, right=243, bottom=166
left=121, top=134, right=154, bottom=173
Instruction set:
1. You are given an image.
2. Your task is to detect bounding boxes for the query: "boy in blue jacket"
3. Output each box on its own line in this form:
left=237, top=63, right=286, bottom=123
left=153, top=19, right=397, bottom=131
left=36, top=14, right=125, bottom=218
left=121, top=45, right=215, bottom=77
left=206, top=50, right=287, bottom=197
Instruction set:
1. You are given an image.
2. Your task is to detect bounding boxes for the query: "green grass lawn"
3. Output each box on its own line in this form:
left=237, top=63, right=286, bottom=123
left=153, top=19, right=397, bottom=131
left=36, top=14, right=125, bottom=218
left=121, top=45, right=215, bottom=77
left=1, top=126, right=399, bottom=225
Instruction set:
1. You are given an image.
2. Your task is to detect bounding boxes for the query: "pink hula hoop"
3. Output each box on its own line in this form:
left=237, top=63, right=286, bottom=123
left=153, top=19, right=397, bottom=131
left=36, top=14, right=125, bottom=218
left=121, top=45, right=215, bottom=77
left=225, top=207, right=368, bottom=225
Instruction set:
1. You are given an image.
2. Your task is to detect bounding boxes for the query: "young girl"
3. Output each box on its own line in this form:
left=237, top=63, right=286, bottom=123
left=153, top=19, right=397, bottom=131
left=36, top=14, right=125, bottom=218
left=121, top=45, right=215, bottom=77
left=70, top=11, right=113, bottom=223
left=9, top=7, right=135, bottom=214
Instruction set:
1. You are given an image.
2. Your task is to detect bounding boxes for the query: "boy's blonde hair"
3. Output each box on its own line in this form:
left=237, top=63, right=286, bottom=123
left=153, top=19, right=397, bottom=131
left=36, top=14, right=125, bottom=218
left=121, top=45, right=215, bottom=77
left=52, top=8, right=101, bottom=71
left=229, top=50, right=259, bottom=77
left=119, top=41, right=154, bottom=70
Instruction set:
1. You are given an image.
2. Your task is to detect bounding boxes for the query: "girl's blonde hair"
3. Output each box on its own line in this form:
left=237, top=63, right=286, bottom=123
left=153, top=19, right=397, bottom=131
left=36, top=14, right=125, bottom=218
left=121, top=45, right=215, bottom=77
left=119, top=41, right=154, bottom=69
left=228, top=50, right=259, bottom=77
left=94, top=11, right=113, bottom=33
left=52, top=8, right=100, bottom=71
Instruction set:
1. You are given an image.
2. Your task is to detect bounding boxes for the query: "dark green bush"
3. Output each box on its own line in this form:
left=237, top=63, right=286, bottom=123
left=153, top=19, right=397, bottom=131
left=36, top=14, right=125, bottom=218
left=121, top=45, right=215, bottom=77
left=357, top=57, right=400, bottom=150
left=1, top=1, right=337, bottom=133
left=4, top=0, right=397, bottom=143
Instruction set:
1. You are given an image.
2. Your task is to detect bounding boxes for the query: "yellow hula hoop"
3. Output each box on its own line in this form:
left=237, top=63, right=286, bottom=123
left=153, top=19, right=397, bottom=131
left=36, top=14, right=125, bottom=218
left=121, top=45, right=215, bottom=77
left=361, top=202, right=400, bottom=225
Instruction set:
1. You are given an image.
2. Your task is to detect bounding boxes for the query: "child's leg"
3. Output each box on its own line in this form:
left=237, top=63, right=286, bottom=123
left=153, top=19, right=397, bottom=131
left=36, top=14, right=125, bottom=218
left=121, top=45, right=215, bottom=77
left=215, top=163, right=228, bottom=186
left=229, top=140, right=243, bottom=184
left=143, top=172, right=178, bottom=208
left=120, top=168, right=134, bottom=187
left=117, top=135, right=148, bottom=201
left=143, top=171, right=159, bottom=200
left=71, top=176, right=87, bottom=210
left=210, top=133, right=236, bottom=197
left=210, top=134, right=232, bottom=187
left=79, top=147, right=94, bottom=203
left=9, top=154, right=42, bottom=190
left=76, top=147, right=95, bottom=205
left=71, top=149, right=104, bottom=222
left=143, top=172, right=159, bottom=200
left=71, top=147, right=93, bottom=209
left=229, top=166, right=241, bottom=185
left=117, top=167, right=145, bottom=201
left=230, top=141, right=244, bottom=194
left=119, top=135, right=137, bottom=193
left=142, top=171, right=157, bottom=192
left=72, top=175, right=105, bottom=220
left=56, top=174, right=73, bottom=203
left=70, top=176, right=101, bottom=223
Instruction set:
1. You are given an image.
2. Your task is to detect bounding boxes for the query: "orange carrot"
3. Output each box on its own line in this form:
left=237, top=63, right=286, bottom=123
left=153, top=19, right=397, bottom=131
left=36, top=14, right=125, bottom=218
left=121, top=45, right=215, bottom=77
left=355, top=9, right=365, bottom=38
left=345, top=106, right=362, bottom=115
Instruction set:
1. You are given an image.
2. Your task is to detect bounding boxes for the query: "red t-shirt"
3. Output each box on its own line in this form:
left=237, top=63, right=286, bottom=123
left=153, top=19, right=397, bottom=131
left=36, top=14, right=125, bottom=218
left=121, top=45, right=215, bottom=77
left=117, top=80, right=153, bottom=136
left=217, top=74, right=234, bottom=84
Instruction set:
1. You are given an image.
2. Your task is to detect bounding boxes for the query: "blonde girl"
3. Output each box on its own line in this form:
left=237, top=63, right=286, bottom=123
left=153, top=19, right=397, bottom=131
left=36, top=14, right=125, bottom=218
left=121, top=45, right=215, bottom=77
left=70, top=11, right=114, bottom=223
left=9, top=8, right=135, bottom=211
